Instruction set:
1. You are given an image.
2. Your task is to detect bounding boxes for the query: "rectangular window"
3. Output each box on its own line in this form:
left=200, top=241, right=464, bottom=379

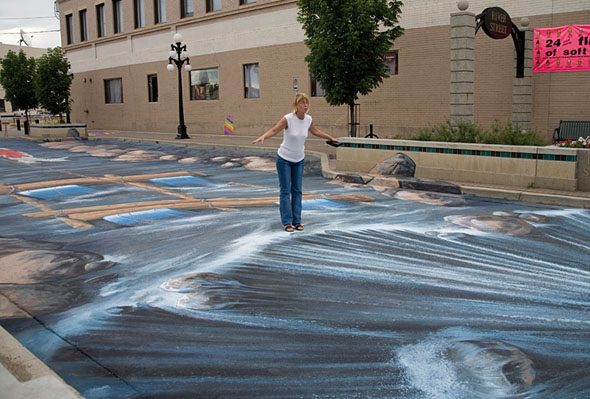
left=190, top=68, right=219, bottom=100
left=104, top=78, right=123, bottom=104
left=181, top=0, right=193, bottom=17
left=239, top=0, right=256, bottom=4
left=148, top=74, right=158, bottom=102
left=113, top=0, right=123, bottom=33
left=386, top=51, right=398, bottom=75
left=79, top=9, right=88, bottom=41
left=206, top=0, right=221, bottom=12
left=96, top=4, right=106, bottom=37
left=154, top=0, right=166, bottom=23
left=134, top=0, right=145, bottom=28
left=65, top=14, right=74, bottom=44
left=311, top=76, right=325, bottom=97
left=0, top=99, right=5, bottom=113
left=243, top=63, right=260, bottom=99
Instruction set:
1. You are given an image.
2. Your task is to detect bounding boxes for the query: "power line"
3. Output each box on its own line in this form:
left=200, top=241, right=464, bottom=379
left=0, top=30, right=60, bottom=34
left=0, top=16, right=57, bottom=20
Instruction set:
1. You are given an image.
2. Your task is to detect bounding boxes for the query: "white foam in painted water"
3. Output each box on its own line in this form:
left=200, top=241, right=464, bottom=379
left=397, top=329, right=534, bottom=399
left=18, top=184, right=96, bottom=199
left=104, top=207, right=187, bottom=226
left=149, top=175, right=208, bottom=186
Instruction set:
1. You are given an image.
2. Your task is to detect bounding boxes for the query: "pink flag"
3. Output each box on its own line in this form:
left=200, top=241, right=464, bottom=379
left=533, top=25, right=590, bottom=73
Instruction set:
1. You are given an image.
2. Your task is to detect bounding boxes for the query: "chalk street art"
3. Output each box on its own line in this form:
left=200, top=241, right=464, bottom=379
left=1, top=138, right=589, bottom=399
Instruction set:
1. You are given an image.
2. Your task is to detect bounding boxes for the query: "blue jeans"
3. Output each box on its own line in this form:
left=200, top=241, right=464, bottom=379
left=276, top=155, right=304, bottom=226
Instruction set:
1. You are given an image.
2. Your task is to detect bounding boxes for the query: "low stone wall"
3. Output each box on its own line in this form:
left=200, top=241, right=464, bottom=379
left=336, top=138, right=589, bottom=192
left=29, top=124, right=87, bottom=139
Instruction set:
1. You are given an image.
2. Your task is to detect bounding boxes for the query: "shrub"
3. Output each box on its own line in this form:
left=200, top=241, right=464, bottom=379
left=413, top=120, right=480, bottom=142
left=410, top=120, right=546, bottom=146
left=481, top=121, right=546, bottom=146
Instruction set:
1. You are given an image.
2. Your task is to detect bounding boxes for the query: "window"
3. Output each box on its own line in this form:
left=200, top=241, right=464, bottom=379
left=243, top=63, right=259, bottom=98
left=148, top=74, right=158, bottom=102
left=154, top=0, right=166, bottom=23
left=96, top=4, right=106, bottom=37
left=134, top=0, right=145, bottom=28
left=113, top=0, right=123, bottom=33
left=386, top=51, right=398, bottom=75
left=79, top=9, right=88, bottom=41
left=206, top=0, right=221, bottom=12
left=65, top=14, right=74, bottom=44
left=0, top=100, right=5, bottom=113
left=240, top=0, right=256, bottom=4
left=181, top=0, right=193, bottom=17
left=311, top=76, right=325, bottom=97
left=190, top=68, right=219, bottom=100
left=105, top=78, right=123, bottom=104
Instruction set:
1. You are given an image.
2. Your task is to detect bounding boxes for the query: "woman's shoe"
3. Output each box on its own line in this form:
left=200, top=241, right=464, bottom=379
left=284, top=224, right=294, bottom=232
left=293, top=223, right=304, bottom=231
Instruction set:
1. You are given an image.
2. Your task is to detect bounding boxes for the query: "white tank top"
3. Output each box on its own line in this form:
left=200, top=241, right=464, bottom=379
left=277, top=113, right=311, bottom=162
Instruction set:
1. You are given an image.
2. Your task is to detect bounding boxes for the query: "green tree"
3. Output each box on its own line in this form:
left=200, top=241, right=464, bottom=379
left=297, top=0, right=404, bottom=136
left=34, top=47, right=73, bottom=122
left=0, top=49, right=38, bottom=129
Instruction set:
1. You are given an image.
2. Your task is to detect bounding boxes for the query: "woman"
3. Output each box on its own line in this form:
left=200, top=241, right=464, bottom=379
left=252, top=93, right=340, bottom=232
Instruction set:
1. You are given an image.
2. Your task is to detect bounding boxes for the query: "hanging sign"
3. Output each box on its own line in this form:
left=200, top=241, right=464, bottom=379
left=482, top=7, right=512, bottom=40
left=533, top=25, right=590, bottom=73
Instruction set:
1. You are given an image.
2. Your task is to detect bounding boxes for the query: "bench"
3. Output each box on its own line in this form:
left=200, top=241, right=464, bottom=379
left=553, top=120, right=590, bottom=141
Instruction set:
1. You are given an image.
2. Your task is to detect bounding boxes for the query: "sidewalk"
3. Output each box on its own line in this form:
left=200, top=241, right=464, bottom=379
left=1, top=125, right=590, bottom=399
left=0, top=326, right=83, bottom=399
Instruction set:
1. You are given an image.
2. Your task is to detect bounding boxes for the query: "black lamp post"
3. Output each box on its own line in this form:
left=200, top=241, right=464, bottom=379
left=167, top=32, right=191, bottom=139
left=67, top=67, right=73, bottom=124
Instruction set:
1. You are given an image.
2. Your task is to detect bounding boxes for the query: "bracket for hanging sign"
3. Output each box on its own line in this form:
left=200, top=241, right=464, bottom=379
left=476, top=7, right=526, bottom=78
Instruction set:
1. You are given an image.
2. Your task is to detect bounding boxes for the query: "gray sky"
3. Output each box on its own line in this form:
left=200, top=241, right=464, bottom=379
left=0, top=0, right=61, bottom=49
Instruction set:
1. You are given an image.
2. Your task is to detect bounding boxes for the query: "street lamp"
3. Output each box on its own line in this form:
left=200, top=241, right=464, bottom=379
left=67, top=67, right=73, bottom=124
left=167, top=32, right=192, bottom=139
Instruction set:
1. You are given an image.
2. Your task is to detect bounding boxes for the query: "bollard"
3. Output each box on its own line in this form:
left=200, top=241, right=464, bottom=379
left=16, top=119, right=21, bottom=130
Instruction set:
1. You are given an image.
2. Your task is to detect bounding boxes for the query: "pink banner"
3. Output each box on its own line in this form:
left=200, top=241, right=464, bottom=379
left=533, top=25, right=590, bottom=73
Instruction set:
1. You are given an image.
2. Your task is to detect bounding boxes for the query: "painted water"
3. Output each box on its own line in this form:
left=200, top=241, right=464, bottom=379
left=1, top=140, right=589, bottom=399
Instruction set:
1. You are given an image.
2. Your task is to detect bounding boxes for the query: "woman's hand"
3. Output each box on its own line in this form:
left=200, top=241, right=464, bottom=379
left=251, top=136, right=264, bottom=144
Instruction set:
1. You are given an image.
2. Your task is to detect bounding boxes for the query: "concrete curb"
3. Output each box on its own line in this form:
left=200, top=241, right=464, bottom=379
left=97, top=135, right=343, bottom=179
left=460, top=185, right=590, bottom=208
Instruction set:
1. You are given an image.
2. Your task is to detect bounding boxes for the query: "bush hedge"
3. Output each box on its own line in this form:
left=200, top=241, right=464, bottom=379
left=409, top=120, right=547, bottom=146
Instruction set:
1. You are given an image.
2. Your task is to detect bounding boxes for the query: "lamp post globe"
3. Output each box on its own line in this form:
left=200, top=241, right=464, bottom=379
left=168, top=32, right=191, bottom=139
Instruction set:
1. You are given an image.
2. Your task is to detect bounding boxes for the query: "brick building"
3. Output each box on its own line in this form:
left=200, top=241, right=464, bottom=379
left=57, top=0, right=590, bottom=141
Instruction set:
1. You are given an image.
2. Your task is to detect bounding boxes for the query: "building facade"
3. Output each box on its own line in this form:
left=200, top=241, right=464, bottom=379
left=57, top=0, right=590, bottom=141
left=0, top=43, right=47, bottom=116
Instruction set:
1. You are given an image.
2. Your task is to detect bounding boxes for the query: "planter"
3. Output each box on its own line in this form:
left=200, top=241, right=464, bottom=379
left=336, top=138, right=588, bottom=192
left=29, top=123, right=87, bottom=140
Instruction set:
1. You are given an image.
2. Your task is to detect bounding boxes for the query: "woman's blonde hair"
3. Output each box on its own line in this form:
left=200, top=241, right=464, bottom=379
left=292, top=93, right=310, bottom=113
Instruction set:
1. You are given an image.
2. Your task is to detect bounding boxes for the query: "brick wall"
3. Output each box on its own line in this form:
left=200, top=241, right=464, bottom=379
left=61, top=0, right=590, bottom=142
